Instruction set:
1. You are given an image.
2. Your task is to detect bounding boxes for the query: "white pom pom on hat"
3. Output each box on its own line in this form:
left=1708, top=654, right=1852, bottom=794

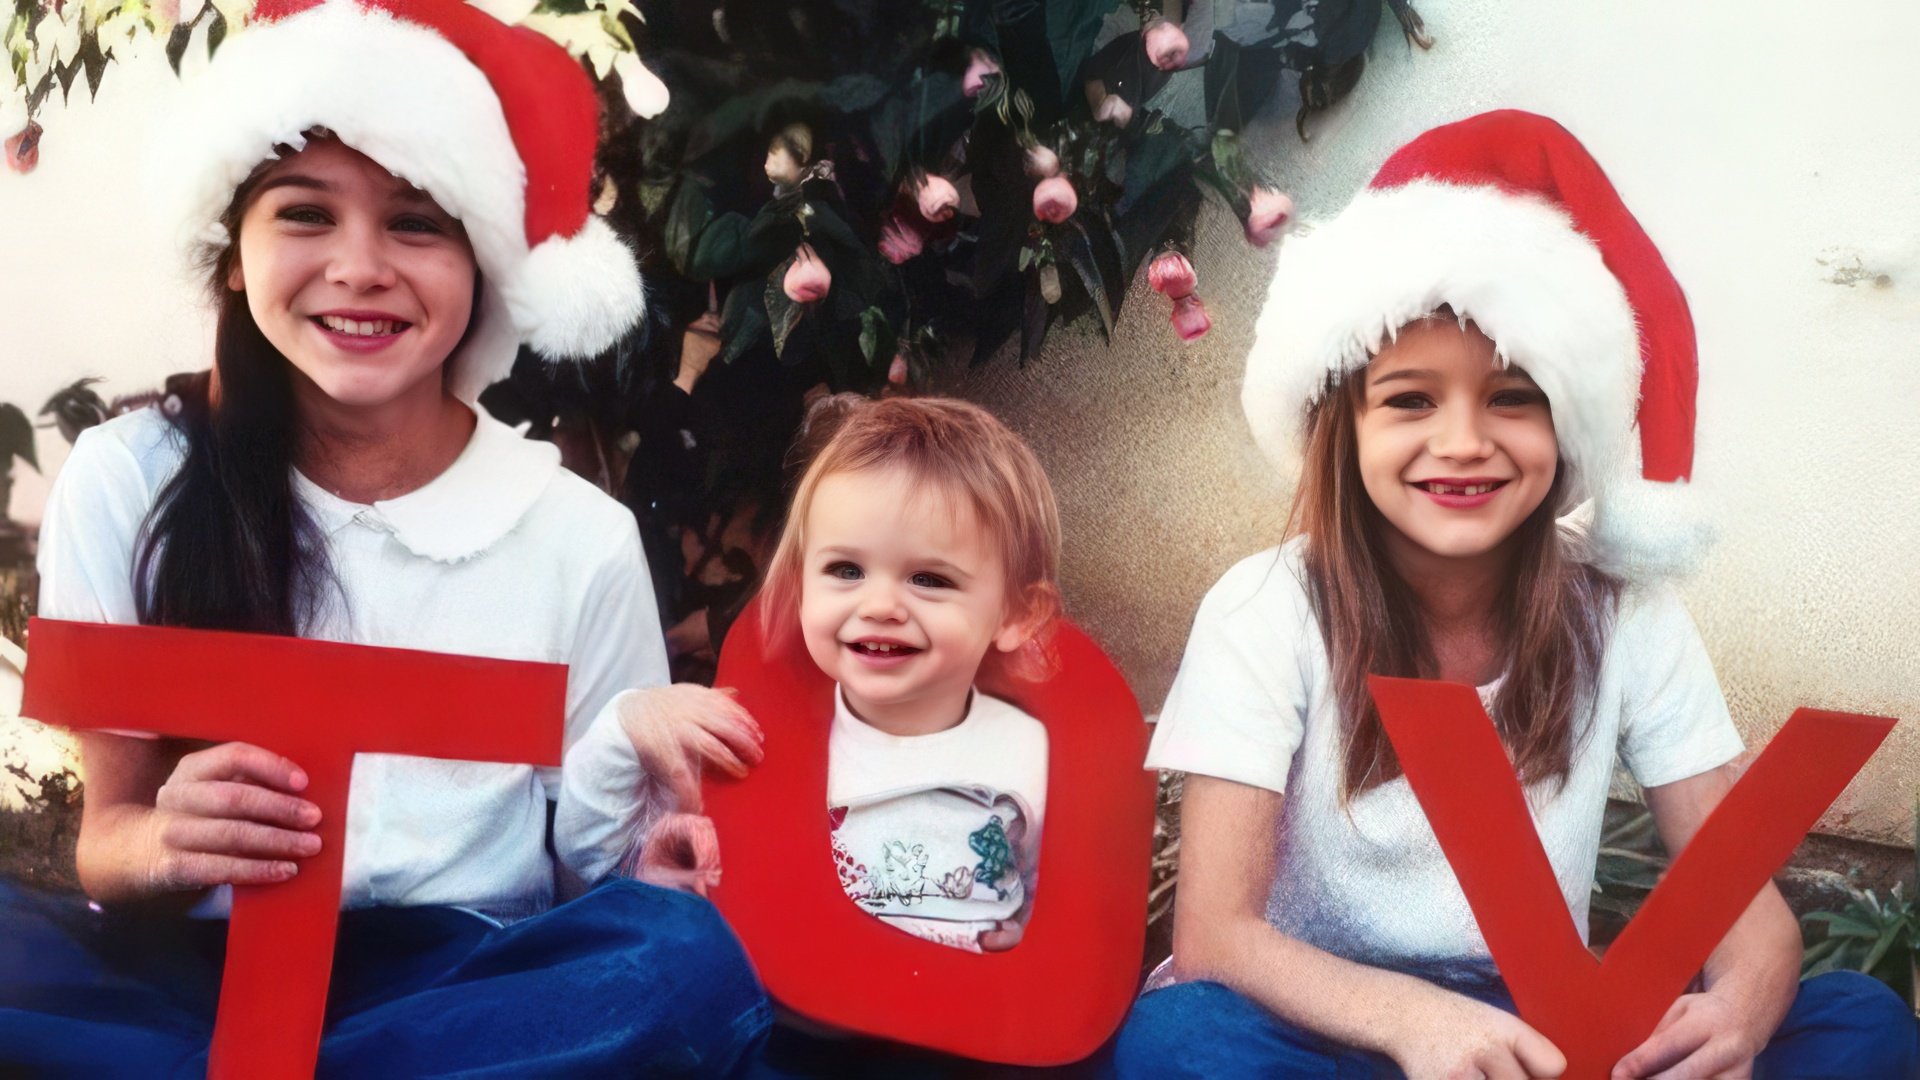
left=150, top=0, right=645, bottom=402
left=1244, top=109, right=1709, bottom=579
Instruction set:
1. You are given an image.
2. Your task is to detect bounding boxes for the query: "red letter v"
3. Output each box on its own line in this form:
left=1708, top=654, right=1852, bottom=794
left=1367, top=675, right=1895, bottom=1080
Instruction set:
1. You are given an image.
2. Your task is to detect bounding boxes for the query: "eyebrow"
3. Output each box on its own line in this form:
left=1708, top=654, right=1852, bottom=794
left=254, top=173, right=331, bottom=196
left=1370, top=367, right=1438, bottom=386
left=1369, top=366, right=1540, bottom=387
left=254, top=174, right=443, bottom=208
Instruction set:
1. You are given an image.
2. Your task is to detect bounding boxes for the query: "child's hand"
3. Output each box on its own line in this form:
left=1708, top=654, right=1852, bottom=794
left=1610, top=991, right=1763, bottom=1079
left=1388, top=987, right=1566, bottom=1080
left=614, top=684, right=764, bottom=811
left=977, top=919, right=1025, bottom=952
left=147, top=741, right=322, bottom=891
left=633, top=812, right=723, bottom=897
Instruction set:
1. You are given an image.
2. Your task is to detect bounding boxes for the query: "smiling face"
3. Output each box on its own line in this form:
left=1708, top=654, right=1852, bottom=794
left=798, top=466, right=1027, bottom=736
left=1354, top=318, right=1560, bottom=574
left=227, top=138, right=476, bottom=415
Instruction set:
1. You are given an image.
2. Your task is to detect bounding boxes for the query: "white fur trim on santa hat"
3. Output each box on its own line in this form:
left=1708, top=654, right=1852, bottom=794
left=1243, top=179, right=1702, bottom=576
left=1588, top=475, right=1715, bottom=579
left=510, top=215, right=647, bottom=360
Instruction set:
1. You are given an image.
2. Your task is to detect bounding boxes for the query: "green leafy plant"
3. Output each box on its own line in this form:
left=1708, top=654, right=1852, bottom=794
left=1801, top=798, right=1919, bottom=1006
left=1802, top=884, right=1915, bottom=1003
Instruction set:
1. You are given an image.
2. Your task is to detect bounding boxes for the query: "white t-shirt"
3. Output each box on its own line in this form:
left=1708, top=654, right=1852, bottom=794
left=1147, top=538, right=1743, bottom=969
left=828, top=687, right=1048, bottom=952
left=37, top=406, right=666, bottom=921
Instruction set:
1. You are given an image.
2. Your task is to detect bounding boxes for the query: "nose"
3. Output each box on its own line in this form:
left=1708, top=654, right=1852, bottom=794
left=1428, top=399, right=1494, bottom=462
left=855, top=580, right=907, bottom=623
left=326, top=222, right=398, bottom=292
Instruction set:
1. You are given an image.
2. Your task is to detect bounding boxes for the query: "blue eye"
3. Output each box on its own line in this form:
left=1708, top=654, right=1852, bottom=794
left=909, top=572, right=953, bottom=589
left=825, top=562, right=862, bottom=581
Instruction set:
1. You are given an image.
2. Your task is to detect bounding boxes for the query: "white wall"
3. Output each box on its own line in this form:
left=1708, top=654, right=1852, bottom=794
left=1, top=36, right=214, bottom=523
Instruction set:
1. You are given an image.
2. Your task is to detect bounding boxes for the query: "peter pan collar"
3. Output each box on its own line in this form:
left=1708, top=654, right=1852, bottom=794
left=293, top=408, right=562, bottom=564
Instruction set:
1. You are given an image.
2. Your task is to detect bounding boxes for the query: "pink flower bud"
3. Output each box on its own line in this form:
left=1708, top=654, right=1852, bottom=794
left=877, top=216, right=925, bottom=264
left=1244, top=186, right=1294, bottom=247
left=1024, top=145, right=1061, bottom=179
left=915, top=174, right=960, bottom=223
left=962, top=49, right=1002, bottom=98
left=1170, top=293, right=1211, bottom=342
left=782, top=244, right=831, bottom=304
left=1032, top=176, right=1078, bottom=224
left=1147, top=251, right=1196, bottom=300
left=5, top=121, right=42, bottom=175
left=1143, top=20, right=1190, bottom=71
left=888, top=355, right=909, bottom=385
left=1095, top=94, right=1134, bottom=128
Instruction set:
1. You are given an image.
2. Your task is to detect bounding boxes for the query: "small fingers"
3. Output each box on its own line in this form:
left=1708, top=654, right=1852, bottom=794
left=1475, top=1052, right=1526, bottom=1080
left=688, top=727, right=749, bottom=779
left=1511, top=1024, right=1566, bottom=1078
left=157, top=779, right=320, bottom=830
left=159, top=814, right=322, bottom=861
left=172, top=743, right=308, bottom=792
left=1614, top=1019, right=1703, bottom=1080
left=153, top=848, right=300, bottom=891
left=703, top=715, right=764, bottom=768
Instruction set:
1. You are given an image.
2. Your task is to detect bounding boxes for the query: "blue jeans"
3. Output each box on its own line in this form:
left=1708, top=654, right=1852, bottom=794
left=1110, top=973, right=1919, bottom=1079
left=0, top=877, right=772, bottom=1078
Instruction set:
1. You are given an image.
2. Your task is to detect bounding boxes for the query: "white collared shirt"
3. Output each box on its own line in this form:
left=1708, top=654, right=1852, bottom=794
left=36, top=405, right=667, bottom=921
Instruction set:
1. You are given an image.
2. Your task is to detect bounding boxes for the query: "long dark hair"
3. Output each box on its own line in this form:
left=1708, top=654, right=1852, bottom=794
left=134, top=169, right=331, bottom=635
left=1289, top=371, right=1622, bottom=801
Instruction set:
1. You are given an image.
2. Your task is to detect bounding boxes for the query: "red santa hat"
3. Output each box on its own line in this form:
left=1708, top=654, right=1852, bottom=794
left=1244, top=109, right=1707, bottom=577
left=150, top=0, right=645, bottom=402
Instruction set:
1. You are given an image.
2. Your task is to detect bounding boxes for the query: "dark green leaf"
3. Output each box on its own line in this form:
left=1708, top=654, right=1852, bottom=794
left=1062, top=222, right=1111, bottom=340
left=1041, top=0, right=1122, bottom=106
left=78, top=32, right=107, bottom=99
left=688, top=211, right=752, bottom=280
left=719, top=277, right=771, bottom=364
left=0, top=404, right=37, bottom=472
left=764, top=263, right=807, bottom=360
left=663, top=180, right=712, bottom=277
left=1019, top=275, right=1050, bottom=364
left=858, top=306, right=895, bottom=369
left=819, top=74, right=891, bottom=113
left=206, top=10, right=226, bottom=60
left=165, top=21, right=193, bottom=74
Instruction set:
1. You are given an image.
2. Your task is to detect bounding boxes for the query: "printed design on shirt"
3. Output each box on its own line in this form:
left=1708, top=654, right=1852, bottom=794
left=968, top=817, right=1016, bottom=901
left=829, top=784, right=1033, bottom=927
left=829, top=808, right=869, bottom=893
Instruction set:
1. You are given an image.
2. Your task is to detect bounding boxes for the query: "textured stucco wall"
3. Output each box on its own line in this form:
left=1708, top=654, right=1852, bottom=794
left=2, top=2, right=1915, bottom=844
left=948, top=1, right=1920, bottom=846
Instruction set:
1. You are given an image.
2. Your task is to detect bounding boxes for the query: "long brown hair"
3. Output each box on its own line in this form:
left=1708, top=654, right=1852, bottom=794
left=1289, top=371, right=1622, bottom=800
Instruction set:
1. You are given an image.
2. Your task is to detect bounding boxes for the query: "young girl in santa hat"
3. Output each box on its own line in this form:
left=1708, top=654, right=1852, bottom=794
left=0, top=0, right=769, bottom=1073
left=1112, top=111, right=1918, bottom=1079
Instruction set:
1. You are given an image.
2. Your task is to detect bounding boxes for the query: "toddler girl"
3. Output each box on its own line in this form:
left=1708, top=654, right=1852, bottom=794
left=562, top=395, right=1062, bottom=955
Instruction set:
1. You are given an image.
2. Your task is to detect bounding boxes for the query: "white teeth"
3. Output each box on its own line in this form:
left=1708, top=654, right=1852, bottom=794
left=1424, top=482, right=1500, bottom=496
left=320, top=315, right=402, bottom=336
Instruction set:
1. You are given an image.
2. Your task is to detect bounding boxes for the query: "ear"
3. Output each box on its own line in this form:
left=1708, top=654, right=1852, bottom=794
left=993, top=582, right=1059, bottom=654
left=226, top=254, right=246, bottom=293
